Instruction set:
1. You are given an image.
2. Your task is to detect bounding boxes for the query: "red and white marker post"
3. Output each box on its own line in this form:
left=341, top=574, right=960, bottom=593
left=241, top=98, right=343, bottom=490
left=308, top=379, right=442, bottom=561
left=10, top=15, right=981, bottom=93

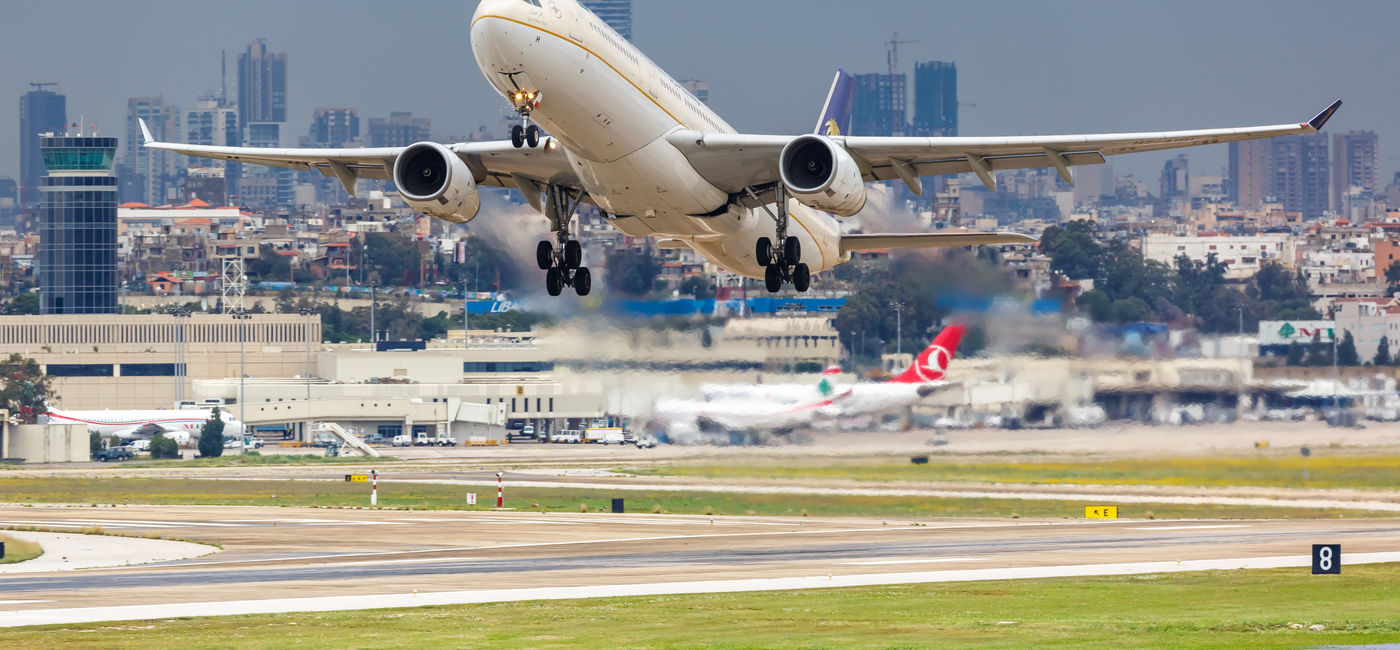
left=371, top=469, right=379, bottom=506
left=496, top=471, right=504, bottom=508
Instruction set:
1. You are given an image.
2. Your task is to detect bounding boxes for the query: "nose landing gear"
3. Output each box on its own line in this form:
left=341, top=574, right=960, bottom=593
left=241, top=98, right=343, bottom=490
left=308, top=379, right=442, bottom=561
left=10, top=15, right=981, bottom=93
left=537, top=185, right=591, bottom=296
left=506, top=82, right=543, bottom=149
left=746, top=185, right=812, bottom=294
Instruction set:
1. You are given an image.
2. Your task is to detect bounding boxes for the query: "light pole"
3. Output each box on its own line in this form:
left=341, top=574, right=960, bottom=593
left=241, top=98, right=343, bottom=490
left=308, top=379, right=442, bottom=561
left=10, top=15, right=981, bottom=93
left=848, top=330, right=855, bottom=372
left=893, top=303, right=905, bottom=359
left=369, top=282, right=377, bottom=345
left=232, top=308, right=252, bottom=429
left=299, top=307, right=314, bottom=401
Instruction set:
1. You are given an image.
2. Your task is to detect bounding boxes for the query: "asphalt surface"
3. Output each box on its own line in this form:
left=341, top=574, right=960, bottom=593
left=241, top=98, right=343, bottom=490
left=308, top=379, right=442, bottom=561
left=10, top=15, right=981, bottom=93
left=0, top=504, right=1398, bottom=626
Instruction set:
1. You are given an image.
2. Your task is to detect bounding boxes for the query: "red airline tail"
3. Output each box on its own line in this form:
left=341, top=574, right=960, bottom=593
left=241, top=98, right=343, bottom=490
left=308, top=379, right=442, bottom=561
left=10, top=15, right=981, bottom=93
left=888, top=324, right=966, bottom=384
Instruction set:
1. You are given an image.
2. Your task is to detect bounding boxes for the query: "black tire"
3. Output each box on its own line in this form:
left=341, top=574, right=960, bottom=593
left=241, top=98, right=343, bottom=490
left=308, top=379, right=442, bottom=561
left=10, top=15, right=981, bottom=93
left=525, top=124, right=540, bottom=148
left=574, top=266, right=592, bottom=296
left=784, top=236, right=801, bottom=265
left=511, top=124, right=525, bottom=148
left=792, top=263, right=811, bottom=292
left=755, top=237, right=772, bottom=266
left=563, top=240, right=582, bottom=269
left=764, top=264, right=783, bottom=293
left=536, top=240, right=554, bottom=270
left=546, top=267, right=564, bottom=296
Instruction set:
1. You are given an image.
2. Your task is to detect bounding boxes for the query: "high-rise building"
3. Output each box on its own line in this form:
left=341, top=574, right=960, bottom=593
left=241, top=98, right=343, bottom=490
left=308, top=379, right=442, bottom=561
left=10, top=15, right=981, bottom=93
left=123, top=96, right=182, bottom=205
left=1228, top=139, right=1272, bottom=209
left=307, top=108, right=360, bottom=146
left=679, top=79, right=710, bottom=106
left=187, top=97, right=238, bottom=149
left=911, top=61, right=956, bottom=137
left=1332, top=130, right=1378, bottom=213
left=581, top=0, right=632, bottom=41
left=19, top=85, right=67, bottom=208
left=38, top=134, right=118, bottom=314
left=237, top=123, right=294, bottom=209
left=1160, top=155, right=1188, bottom=201
left=368, top=112, right=431, bottom=147
left=1271, top=133, right=1329, bottom=219
left=851, top=73, right=906, bottom=137
left=237, top=39, right=287, bottom=132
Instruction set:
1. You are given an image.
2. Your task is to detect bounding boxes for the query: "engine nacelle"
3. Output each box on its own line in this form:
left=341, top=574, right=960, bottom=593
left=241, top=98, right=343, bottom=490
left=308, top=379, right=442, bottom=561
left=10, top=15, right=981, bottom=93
left=778, top=135, right=867, bottom=217
left=392, top=142, right=481, bottom=224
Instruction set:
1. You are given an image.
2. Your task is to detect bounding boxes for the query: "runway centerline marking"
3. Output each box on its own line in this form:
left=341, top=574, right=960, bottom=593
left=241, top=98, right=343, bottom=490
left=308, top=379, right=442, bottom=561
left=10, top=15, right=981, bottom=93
left=1127, top=525, right=1249, bottom=531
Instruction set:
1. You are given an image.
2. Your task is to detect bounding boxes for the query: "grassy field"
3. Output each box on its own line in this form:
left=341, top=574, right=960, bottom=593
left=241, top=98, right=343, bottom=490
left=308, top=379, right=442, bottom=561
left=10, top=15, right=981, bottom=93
left=631, top=455, right=1400, bottom=490
left=0, top=476, right=1386, bottom=520
left=0, top=533, right=41, bottom=564
left=4, top=564, right=1399, bottom=648
left=127, top=453, right=399, bottom=468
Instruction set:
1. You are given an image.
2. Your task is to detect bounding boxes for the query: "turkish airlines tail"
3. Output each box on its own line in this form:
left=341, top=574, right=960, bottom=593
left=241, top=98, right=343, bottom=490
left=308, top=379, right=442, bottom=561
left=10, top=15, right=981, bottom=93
left=888, top=324, right=967, bottom=384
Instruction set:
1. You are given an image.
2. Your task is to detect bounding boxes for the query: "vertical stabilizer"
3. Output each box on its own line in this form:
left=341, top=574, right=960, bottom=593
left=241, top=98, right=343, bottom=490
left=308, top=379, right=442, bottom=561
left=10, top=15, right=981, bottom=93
left=813, top=69, right=855, bottom=136
left=889, top=324, right=967, bottom=384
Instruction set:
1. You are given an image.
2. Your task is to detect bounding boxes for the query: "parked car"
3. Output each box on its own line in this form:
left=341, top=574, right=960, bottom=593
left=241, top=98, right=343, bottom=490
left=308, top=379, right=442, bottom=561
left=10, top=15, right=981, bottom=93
left=392, top=434, right=413, bottom=447
left=94, top=446, right=134, bottom=462
left=125, top=439, right=151, bottom=452
left=599, top=430, right=627, bottom=445
left=634, top=435, right=657, bottom=449
left=553, top=430, right=580, bottom=444
left=363, top=434, right=387, bottom=445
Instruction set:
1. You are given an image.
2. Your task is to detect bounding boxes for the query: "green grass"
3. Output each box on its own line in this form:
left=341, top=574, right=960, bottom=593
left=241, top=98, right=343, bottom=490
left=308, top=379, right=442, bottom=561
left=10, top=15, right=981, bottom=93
left=0, top=533, right=41, bottom=564
left=128, top=453, right=400, bottom=468
left=0, top=476, right=1386, bottom=519
left=5, top=564, right=1400, bottom=648
left=631, top=455, right=1400, bottom=490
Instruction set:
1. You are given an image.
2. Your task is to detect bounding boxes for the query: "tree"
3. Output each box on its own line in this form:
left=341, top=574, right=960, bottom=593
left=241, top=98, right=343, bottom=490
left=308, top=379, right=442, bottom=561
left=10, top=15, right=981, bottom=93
left=150, top=433, right=180, bottom=459
left=1305, top=331, right=1330, bottom=367
left=1286, top=341, right=1304, bottom=366
left=0, top=354, right=52, bottom=424
left=604, top=249, right=663, bottom=296
left=1038, top=220, right=1103, bottom=280
left=247, top=244, right=292, bottom=282
left=1374, top=335, right=1391, bottom=367
left=1387, top=261, right=1400, bottom=296
left=1, top=293, right=40, bottom=315
left=197, top=408, right=225, bottom=458
left=90, top=431, right=103, bottom=456
left=1338, top=330, right=1359, bottom=366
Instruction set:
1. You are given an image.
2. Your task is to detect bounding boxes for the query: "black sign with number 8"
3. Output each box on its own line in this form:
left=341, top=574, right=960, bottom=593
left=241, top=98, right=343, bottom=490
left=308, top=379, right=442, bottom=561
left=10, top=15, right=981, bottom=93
left=1312, top=544, right=1341, bottom=574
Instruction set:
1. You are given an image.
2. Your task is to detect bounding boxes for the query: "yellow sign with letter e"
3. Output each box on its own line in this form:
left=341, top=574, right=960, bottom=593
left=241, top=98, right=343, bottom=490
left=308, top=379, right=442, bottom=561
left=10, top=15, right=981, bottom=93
left=1085, top=506, right=1118, bottom=519
left=345, top=474, right=368, bottom=483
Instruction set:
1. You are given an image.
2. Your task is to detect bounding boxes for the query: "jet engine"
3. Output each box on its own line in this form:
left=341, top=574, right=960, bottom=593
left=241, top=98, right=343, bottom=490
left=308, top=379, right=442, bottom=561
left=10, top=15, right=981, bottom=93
left=392, top=142, right=481, bottom=224
left=778, top=135, right=867, bottom=217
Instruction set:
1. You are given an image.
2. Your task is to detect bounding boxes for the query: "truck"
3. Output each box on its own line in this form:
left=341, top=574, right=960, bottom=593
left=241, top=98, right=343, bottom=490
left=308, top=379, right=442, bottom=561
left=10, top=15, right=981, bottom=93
left=584, top=427, right=627, bottom=445
left=94, top=446, right=134, bottom=462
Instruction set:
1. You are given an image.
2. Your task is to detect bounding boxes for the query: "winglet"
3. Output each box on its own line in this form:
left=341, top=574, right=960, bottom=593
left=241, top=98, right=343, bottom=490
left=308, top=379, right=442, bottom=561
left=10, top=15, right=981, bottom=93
left=138, top=118, right=155, bottom=145
left=1307, top=99, right=1342, bottom=131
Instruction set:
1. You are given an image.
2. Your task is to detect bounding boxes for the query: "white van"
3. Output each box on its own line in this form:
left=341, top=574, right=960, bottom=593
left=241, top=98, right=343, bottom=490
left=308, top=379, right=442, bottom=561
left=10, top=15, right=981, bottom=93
left=392, top=434, right=412, bottom=447
left=600, top=430, right=626, bottom=445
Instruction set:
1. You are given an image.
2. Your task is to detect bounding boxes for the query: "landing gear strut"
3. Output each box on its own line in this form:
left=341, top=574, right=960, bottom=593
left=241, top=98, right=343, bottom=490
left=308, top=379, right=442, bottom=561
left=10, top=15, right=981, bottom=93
left=506, top=79, right=543, bottom=149
left=537, top=185, right=591, bottom=297
left=747, top=185, right=811, bottom=293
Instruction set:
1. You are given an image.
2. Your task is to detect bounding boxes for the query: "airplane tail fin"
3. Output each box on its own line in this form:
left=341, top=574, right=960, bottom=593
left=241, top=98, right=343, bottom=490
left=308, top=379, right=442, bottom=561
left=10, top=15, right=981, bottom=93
left=813, top=68, right=855, bottom=136
left=889, top=324, right=967, bottom=384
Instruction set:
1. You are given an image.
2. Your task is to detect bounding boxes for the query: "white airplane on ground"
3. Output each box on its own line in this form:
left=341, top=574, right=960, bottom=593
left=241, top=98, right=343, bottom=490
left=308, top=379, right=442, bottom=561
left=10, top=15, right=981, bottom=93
left=46, top=409, right=246, bottom=445
left=140, top=0, right=1340, bottom=296
left=654, top=325, right=967, bottom=442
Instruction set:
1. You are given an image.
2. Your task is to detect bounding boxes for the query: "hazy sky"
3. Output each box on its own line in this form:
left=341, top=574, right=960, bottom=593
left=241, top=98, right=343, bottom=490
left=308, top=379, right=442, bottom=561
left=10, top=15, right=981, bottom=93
left=3, top=0, right=1395, bottom=184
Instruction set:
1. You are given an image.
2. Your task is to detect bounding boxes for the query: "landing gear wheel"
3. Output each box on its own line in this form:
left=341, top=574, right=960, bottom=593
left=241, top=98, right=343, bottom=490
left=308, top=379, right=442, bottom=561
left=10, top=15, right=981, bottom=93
left=792, top=263, right=811, bottom=293
left=574, top=266, right=592, bottom=296
left=756, top=237, right=773, bottom=266
left=511, top=124, right=525, bottom=149
left=764, top=265, right=783, bottom=293
left=525, top=124, right=541, bottom=148
left=563, top=240, right=582, bottom=269
left=545, top=267, right=564, bottom=296
left=536, top=241, right=554, bottom=270
left=784, top=236, right=801, bottom=265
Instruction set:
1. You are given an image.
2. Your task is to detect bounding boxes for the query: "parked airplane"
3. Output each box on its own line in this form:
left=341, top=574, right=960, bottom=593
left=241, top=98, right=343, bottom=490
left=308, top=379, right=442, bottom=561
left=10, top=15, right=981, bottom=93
left=654, top=325, right=966, bottom=442
left=140, top=0, right=1340, bottom=296
left=46, top=409, right=246, bottom=445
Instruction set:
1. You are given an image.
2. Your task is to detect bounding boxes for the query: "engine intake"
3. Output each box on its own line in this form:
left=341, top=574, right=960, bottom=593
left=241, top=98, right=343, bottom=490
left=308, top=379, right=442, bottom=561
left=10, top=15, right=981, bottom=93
left=392, top=142, right=481, bottom=224
left=778, top=135, right=867, bottom=217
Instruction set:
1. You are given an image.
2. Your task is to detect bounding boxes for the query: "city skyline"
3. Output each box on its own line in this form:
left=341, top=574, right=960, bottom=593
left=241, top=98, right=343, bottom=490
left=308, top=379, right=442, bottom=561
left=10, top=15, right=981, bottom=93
left=1, top=0, right=1392, bottom=186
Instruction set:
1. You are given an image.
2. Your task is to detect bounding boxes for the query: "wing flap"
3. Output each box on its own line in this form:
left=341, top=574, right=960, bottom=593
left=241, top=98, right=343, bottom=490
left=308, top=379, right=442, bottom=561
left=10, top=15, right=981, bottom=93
left=840, top=231, right=1037, bottom=254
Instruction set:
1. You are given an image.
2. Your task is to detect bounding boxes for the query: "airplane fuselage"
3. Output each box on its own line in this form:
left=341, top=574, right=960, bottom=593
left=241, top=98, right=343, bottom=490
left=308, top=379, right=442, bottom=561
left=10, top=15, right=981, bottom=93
left=48, top=409, right=246, bottom=443
left=470, top=0, right=845, bottom=279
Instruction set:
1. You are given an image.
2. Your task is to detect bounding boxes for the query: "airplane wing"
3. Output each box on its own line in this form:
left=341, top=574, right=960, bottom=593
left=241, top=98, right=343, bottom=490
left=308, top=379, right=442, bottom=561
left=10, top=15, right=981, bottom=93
left=138, top=119, right=580, bottom=198
left=666, top=100, right=1342, bottom=193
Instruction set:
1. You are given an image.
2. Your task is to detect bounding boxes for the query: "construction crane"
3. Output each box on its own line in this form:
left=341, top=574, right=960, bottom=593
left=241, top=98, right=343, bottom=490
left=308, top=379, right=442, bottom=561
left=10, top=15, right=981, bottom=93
left=885, top=33, right=917, bottom=136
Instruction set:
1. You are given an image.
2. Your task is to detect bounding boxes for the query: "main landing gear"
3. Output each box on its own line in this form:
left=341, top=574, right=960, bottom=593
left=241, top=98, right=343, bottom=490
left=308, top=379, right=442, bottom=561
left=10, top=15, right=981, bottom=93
left=746, top=185, right=811, bottom=294
left=507, top=85, right=543, bottom=149
left=537, top=185, right=591, bottom=297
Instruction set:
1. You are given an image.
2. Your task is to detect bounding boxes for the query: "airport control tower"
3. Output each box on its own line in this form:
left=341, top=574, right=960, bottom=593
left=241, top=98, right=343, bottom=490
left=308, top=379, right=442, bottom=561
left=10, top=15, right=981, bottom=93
left=38, top=132, right=119, bottom=314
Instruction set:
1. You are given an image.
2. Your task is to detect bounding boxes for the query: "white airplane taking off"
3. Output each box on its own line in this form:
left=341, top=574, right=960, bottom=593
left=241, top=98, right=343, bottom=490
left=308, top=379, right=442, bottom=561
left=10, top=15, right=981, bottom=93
left=142, top=0, right=1340, bottom=296
left=46, top=409, right=246, bottom=446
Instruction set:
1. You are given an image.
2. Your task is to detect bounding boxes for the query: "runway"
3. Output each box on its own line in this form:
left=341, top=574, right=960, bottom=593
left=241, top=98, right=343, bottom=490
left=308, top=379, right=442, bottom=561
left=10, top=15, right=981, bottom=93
left=1, top=505, right=1397, bottom=627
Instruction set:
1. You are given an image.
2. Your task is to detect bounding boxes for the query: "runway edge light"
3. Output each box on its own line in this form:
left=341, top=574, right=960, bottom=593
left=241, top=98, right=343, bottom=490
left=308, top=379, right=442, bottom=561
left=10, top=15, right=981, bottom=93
left=1085, top=506, right=1118, bottom=519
